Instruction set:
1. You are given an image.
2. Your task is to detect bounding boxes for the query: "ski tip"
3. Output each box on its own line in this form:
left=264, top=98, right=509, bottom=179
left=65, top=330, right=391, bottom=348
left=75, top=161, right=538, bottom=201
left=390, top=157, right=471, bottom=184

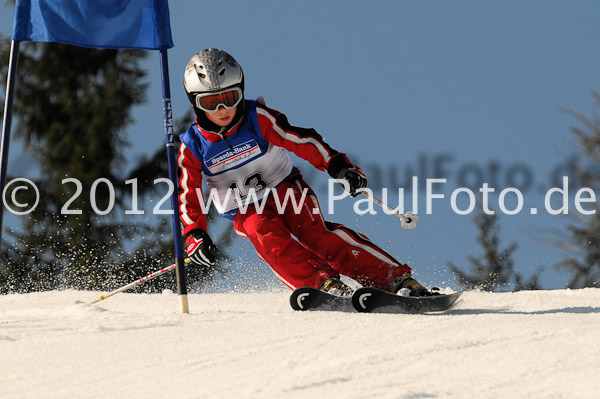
left=352, top=287, right=376, bottom=312
left=289, top=287, right=355, bottom=312
left=290, top=287, right=314, bottom=311
left=352, top=287, right=463, bottom=313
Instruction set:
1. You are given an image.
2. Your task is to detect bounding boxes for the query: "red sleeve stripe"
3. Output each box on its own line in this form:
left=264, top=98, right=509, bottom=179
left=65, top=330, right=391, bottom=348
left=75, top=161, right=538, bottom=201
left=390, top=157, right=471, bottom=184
left=256, top=107, right=333, bottom=163
left=178, top=144, right=201, bottom=227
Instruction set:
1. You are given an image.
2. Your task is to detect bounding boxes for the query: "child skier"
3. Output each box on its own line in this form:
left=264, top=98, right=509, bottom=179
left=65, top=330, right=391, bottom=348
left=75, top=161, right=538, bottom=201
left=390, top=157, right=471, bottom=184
left=178, top=48, right=432, bottom=297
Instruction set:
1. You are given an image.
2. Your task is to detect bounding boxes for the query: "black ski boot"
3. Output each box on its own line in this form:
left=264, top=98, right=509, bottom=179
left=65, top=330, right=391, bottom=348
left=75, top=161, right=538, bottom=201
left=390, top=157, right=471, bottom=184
left=320, top=277, right=353, bottom=297
left=390, top=272, right=438, bottom=297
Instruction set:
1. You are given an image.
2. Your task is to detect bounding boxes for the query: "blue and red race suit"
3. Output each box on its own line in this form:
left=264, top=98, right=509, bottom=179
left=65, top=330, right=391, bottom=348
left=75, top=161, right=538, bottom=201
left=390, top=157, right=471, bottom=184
left=178, top=99, right=410, bottom=290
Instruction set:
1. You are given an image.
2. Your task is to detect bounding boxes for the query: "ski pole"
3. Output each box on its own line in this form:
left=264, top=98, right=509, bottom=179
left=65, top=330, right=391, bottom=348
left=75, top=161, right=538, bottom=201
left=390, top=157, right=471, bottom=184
left=91, top=259, right=190, bottom=304
left=361, top=191, right=418, bottom=229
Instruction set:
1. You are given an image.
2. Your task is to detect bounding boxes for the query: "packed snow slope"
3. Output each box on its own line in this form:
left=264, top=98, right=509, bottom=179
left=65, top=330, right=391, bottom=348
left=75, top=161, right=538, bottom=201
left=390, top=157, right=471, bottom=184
left=1, top=288, right=599, bottom=399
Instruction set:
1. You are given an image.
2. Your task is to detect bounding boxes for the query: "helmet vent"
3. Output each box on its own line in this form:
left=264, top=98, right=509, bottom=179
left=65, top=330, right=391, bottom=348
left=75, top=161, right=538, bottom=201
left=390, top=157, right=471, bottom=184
left=219, top=68, right=226, bottom=76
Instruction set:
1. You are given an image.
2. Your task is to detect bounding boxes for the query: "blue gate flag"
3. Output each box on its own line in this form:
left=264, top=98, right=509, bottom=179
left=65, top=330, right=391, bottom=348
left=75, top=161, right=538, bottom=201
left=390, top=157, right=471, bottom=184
left=11, top=0, right=173, bottom=50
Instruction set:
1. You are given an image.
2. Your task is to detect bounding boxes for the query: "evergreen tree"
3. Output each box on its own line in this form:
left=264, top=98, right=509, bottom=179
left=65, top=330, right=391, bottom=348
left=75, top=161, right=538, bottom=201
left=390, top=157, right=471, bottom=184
left=448, top=204, right=541, bottom=291
left=555, top=91, right=600, bottom=288
left=0, top=39, right=232, bottom=293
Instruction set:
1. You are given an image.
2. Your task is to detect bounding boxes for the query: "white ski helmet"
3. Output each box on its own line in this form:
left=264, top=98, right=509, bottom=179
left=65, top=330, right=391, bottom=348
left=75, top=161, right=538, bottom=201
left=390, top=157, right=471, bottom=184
left=184, top=48, right=245, bottom=131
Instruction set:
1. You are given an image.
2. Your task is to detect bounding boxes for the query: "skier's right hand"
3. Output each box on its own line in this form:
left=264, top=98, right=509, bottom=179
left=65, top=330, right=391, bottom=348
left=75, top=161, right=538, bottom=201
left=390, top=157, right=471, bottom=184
left=185, top=229, right=218, bottom=267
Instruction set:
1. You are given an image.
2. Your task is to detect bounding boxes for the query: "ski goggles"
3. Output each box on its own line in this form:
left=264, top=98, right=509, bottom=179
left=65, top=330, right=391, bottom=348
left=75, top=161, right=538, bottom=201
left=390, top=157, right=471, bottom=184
left=195, top=87, right=243, bottom=113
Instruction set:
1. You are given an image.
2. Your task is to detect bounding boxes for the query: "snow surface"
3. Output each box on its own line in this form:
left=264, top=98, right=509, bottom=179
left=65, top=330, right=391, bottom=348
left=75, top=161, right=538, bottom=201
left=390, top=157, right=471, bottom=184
left=1, top=288, right=599, bottom=399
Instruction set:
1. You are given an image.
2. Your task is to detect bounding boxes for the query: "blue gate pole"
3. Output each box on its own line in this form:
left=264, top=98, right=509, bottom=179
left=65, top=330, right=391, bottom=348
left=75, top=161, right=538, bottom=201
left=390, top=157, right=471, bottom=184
left=159, top=46, right=189, bottom=313
left=0, top=40, right=21, bottom=248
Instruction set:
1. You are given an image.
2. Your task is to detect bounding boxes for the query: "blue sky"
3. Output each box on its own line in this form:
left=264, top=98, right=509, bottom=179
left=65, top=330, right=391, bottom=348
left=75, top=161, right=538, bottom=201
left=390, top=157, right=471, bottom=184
left=2, top=1, right=600, bottom=290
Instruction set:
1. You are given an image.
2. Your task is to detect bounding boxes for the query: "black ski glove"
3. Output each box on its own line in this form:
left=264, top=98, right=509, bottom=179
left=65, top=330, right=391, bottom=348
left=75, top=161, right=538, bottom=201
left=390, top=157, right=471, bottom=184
left=185, top=228, right=219, bottom=267
left=326, top=154, right=368, bottom=197
left=338, top=166, right=367, bottom=197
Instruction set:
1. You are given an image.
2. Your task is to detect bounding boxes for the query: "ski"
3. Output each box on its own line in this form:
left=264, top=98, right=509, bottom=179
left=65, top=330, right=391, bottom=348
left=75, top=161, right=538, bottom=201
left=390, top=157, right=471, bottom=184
left=352, top=287, right=463, bottom=313
left=290, top=287, right=354, bottom=312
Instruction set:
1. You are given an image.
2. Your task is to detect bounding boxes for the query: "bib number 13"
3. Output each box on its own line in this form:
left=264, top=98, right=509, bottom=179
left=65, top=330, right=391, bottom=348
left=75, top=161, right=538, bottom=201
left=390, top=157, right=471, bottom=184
left=229, top=172, right=268, bottom=200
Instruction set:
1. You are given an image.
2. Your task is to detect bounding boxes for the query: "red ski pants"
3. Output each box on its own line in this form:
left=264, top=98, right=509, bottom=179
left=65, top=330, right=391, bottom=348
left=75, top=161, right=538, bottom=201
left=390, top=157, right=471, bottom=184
left=233, top=178, right=411, bottom=290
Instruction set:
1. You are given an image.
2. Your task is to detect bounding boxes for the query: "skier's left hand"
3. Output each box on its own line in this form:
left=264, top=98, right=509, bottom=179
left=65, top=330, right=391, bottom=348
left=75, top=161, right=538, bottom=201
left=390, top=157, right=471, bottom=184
left=338, top=165, right=367, bottom=197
